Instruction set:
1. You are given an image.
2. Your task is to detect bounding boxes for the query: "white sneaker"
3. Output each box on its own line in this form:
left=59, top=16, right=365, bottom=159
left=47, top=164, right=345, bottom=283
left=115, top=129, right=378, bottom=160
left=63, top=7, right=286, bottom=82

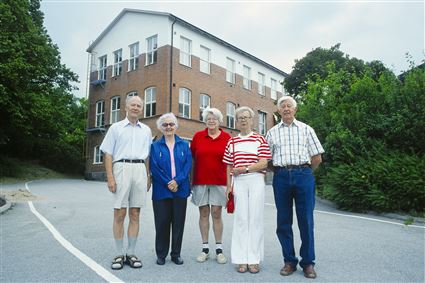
left=216, top=253, right=227, bottom=264
left=196, top=252, right=209, bottom=263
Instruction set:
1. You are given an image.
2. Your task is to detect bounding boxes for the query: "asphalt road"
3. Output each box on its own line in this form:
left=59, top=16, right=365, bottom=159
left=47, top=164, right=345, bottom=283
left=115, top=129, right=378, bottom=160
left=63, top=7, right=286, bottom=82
left=1, top=179, right=424, bottom=283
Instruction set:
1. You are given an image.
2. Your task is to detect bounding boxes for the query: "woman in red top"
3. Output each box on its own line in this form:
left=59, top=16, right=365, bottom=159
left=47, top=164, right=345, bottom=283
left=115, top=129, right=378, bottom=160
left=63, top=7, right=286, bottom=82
left=191, top=108, right=231, bottom=264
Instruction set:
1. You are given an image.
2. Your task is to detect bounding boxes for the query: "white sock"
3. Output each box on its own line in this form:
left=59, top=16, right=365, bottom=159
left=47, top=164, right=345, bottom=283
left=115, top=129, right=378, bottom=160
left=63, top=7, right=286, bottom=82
left=115, top=239, right=124, bottom=255
left=127, top=237, right=137, bottom=255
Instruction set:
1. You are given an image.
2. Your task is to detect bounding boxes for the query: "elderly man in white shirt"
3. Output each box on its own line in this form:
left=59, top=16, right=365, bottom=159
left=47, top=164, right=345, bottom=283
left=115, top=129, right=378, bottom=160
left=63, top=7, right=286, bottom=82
left=100, top=95, right=152, bottom=270
left=266, top=96, right=324, bottom=279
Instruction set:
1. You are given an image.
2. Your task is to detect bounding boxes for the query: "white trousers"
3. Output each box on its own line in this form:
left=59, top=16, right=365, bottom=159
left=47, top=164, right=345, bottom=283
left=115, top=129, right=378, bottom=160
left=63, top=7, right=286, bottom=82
left=231, top=173, right=265, bottom=264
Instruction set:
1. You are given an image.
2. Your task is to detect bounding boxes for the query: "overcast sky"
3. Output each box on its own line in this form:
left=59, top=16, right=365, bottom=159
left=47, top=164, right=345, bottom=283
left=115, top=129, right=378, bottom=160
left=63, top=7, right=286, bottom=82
left=40, top=0, right=424, bottom=98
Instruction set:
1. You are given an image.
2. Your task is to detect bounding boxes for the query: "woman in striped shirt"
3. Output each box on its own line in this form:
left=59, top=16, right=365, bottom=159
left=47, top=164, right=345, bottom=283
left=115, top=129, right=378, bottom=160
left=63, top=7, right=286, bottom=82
left=223, top=106, right=272, bottom=274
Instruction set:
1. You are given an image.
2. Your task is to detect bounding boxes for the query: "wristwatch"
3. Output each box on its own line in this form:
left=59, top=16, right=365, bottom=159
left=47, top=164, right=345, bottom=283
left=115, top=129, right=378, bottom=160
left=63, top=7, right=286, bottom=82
left=245, top=167, right=249, bottom=173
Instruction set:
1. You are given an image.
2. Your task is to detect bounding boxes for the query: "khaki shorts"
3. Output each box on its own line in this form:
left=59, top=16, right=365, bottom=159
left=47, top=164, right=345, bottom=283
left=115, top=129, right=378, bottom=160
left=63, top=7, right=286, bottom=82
left=112, top=162, right=147, bottom=209
left=191, top=185, right=227, bottom=207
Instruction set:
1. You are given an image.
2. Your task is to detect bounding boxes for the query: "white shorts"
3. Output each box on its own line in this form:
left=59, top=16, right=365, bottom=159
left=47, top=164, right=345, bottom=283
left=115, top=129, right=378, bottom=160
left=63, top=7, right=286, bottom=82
left=112, top=162, right=147, bottom=209
left=191, top=185, right=227, bottom=207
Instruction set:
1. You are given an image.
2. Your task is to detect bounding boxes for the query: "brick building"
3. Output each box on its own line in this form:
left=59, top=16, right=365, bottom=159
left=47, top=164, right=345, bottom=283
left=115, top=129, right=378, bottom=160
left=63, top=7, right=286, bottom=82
left=85, top=9, right=288, bottom=180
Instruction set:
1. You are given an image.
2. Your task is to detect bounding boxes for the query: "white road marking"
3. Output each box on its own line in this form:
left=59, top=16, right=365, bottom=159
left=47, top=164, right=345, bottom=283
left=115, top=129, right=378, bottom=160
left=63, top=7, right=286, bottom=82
left=25, top=182, right=124, bottom=283
left=265, top=202, right=425, bottom=229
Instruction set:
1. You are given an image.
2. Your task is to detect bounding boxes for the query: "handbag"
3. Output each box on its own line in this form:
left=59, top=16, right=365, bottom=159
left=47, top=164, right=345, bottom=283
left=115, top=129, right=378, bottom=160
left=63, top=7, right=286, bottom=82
left=226, top=190, right=234, bottom=214
left=226, top=137, right=236, bottom=214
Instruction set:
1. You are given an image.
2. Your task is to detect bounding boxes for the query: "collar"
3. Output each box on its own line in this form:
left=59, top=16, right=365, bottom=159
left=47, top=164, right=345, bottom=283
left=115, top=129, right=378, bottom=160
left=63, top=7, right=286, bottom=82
left=203, top=128, right=224, bottom=138
left=123, top=117, right=143, bottom=128
left=278, top=118, right=300, bottom=128
left=158, top=134, right=183, bottom=144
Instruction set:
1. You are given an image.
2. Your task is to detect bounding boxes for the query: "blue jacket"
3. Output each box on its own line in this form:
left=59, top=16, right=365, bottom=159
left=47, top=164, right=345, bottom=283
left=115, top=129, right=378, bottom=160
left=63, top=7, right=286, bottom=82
left=149, top=135, right=192, bottom=200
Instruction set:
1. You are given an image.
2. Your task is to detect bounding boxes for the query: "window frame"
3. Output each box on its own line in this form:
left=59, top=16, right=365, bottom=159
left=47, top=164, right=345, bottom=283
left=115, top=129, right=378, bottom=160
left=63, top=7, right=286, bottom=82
left=258, top=111, right=267, bottom=136
left=128, top=42, right=139, bottom=72
left=180, top=36, right=192, bottom=67
left=110, top=96, right=120, bottom=124
left=243, top=65, right=252, bottom=90
left=226, top=57, right=236, bottom=84
left=178, top=88, right=191, bottom=118
left=258, top=72, right=265, bottom=96
left=199, top=93, right=211, bottom=121
left=113, top=49, right=123, bottom=77
left=199, top=45, right=211, bottom=74
left=226, top=102, right=236, bottom=129
left=93, top=145, right=103, bottom=164
left=144, top=87, right=157, bottom=118
left=146, top=35, right=158, bottom=66
left=271, top=78, right=277, bottom=100
left=95, top=100, right=105, bottom=128
left=98, top=55, right=107, bottom=80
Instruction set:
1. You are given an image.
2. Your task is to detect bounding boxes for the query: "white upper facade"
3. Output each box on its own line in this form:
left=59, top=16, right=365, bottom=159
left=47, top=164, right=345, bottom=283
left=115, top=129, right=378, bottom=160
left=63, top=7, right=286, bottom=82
left=87, top=9, right=288, bottom=92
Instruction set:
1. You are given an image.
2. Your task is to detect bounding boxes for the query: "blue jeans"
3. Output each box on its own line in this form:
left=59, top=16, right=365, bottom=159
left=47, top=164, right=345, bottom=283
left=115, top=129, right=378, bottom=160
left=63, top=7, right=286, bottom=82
left=272, top=167, right=315, bottom=267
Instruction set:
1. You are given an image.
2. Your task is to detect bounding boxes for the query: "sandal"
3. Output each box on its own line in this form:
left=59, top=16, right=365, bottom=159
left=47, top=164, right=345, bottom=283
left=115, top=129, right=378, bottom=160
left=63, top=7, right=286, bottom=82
left=248, top=264, right=260, bottom=274
left=237, top=264, right=248, bottom=273
left=125, top=254, right=143, bottom=268
left=111, top=255, right=125, bottom=270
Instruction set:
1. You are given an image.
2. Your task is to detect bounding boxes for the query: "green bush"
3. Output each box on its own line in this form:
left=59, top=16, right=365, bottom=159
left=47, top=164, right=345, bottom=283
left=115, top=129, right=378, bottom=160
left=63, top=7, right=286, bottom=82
left=322, top=150, right=425, bottom=213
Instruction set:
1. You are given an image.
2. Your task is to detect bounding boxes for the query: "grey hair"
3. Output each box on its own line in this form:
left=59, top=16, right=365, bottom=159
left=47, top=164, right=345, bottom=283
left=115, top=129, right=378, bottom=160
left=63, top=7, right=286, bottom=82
left=277, top=95, right=297, bottom=108
left=202, top=107, right=223, bottom=123
left=156, top=112, right=178, bottom=130
left=126, top=95, right=143, bottom=106
left=235, top=106, right=255, bottom=119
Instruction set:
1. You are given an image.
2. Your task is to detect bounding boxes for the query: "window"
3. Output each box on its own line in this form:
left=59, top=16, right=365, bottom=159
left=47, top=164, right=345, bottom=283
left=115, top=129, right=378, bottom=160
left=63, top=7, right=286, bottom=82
left=200, top=45, right=210, bottom=74
left=127, top=91, right=138, bottom=97
left=146, top=35, right=158, bottom=65
left=199, top=94, right=211, bottom=120
left=258, top=72, right=265, bottom=96
left=271, top=78, right=277, bottom=100
left=113, top=49, right=122, bottom=76
left=144, top=87, right=157, bottom=117
left=243, top=65, right=251, bottom=90
left=128, top=42, right=139, bottom=71
left=179, top=88, right=191, bottom=118
left=226, top=102, right=236, bottom=129
left=110, top=96, right=120, bottom=124
left=93, top=145, right=103, bottom=164
left=98, top=55, right=107, bottom=80
left=180, top=36, right=192, bottom=67
left=226, top=58, right=235, bottom=84
left=95, top=100, right=105, bottom=127
left=258, top=111, right=267, bottom=136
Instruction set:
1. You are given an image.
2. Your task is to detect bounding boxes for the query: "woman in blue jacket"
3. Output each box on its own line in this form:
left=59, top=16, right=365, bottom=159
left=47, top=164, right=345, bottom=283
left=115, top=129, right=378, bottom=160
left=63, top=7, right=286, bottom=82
left=150, top=113, right=192, bottom=266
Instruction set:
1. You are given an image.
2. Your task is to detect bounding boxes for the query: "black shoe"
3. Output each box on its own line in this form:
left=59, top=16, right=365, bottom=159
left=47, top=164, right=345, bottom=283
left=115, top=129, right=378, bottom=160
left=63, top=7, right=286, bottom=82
left=156, top=257, right=165, bottom=265
left=171, top=256, right=184, bottom=265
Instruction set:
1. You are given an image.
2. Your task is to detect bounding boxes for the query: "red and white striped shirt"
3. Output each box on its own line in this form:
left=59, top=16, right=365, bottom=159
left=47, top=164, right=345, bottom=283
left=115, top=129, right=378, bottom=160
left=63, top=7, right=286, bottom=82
left=223, top=132, right=271, bottom=174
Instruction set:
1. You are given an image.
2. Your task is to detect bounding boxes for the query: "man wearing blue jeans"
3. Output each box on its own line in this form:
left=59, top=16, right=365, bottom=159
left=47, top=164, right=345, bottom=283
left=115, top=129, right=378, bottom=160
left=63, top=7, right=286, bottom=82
left=266, top=96, right=324, bottom=279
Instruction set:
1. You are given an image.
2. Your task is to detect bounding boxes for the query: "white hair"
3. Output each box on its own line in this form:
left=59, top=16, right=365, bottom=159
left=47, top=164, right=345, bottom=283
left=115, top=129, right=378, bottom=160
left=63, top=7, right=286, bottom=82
left=277, top=95, right=297, bottom=108
left=156, top=113, right=178, bottom=130
left=235, top=106, right=255, bottom=119
left=126, top=95, right=143, bottom=107
left=202, top=107, right=223, bottom=123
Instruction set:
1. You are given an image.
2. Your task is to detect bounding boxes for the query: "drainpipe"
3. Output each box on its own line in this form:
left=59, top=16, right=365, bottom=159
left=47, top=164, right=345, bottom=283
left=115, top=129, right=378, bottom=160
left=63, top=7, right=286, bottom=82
left=169, top=16, right=177, bottom=112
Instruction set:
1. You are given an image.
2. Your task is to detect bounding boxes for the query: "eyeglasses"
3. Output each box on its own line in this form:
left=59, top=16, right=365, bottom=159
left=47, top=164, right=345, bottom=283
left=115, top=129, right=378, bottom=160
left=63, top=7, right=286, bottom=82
left=161, top=122, right=176, bottom=128
left=206, top=117, right=218, bottom=122
left=237, top=116, right=251, bottom=121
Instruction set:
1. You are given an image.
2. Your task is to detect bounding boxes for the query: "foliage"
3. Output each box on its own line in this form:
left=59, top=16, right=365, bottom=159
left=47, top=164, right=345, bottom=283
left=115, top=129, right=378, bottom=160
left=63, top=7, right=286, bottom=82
left=284, top=44, right=389, bottom=99
left=0, top=0, right=86, bottom=174
left=292, top=48, right=425, bottom=214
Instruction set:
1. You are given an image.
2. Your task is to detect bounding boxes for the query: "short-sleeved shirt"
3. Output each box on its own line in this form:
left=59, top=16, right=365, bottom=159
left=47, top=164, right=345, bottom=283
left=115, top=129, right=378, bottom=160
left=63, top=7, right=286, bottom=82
left=100, top=117, right=152, bottom=161
left=266, top=119, right=324, bottom=166
left=223, top=132, right=271, bottom=174
left=191, top=128, right=231, bottom=185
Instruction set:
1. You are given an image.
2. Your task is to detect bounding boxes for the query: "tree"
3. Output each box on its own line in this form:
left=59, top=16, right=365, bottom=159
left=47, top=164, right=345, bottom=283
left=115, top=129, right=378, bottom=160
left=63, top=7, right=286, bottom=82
left=283, top=44, right=391, bottom=99
left=0, top=0, right=86, bottom=174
